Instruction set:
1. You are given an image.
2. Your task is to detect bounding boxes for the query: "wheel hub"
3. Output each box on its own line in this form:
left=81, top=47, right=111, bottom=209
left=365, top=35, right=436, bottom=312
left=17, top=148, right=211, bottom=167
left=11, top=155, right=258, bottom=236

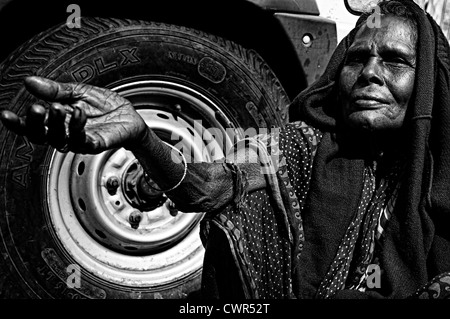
left=122, top=160, right=167, bottom=215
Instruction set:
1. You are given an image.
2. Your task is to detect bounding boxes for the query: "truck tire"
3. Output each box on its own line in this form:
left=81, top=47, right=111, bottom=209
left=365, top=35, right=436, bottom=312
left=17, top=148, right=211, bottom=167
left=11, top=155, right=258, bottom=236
left=0, top=17, right=289, bottom=298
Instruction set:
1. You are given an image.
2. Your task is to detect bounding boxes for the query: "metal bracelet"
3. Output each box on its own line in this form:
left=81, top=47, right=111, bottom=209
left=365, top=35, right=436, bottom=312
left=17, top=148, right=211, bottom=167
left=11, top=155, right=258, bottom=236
left=144, top=142, right=187, bottom=193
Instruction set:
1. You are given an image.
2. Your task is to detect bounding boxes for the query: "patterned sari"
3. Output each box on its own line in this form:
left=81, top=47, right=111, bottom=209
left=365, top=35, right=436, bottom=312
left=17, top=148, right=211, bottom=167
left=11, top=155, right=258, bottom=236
left=199, top=121, right=450, bottom=299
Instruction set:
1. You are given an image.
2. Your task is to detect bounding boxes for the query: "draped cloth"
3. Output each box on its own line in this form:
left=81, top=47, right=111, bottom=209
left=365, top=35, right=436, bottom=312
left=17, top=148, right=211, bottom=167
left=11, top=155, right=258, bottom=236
left=200, top=0, right=450, bottom=299
left=200, top=122, right=323, bottom=298
left=290, top=0, right=450, bottom=298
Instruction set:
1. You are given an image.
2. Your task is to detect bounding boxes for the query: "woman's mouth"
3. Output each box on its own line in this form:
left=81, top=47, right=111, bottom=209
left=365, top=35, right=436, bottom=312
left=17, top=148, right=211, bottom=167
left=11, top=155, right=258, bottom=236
left=351, top=95, right=389, bottom=108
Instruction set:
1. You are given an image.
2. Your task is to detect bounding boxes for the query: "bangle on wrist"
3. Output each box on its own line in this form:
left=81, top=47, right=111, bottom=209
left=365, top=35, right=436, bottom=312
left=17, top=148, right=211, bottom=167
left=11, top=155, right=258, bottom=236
left=144, top=142, right=187, bottom=193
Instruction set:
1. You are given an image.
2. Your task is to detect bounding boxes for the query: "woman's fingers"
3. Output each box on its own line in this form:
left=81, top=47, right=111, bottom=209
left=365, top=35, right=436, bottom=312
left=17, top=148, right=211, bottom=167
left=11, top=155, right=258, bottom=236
left=0, top=110, right=27, bottom=135
left=24, top=76, right=78, bottom=102
left=47, top=102, right=68, bottom=149
left=24, top=76, right=120, bottom=115
left=26, top=104, right=47, bottom=143
left=69, top=106, right=87, bottom=134
left=68, top=106, right=88, bottom=152
left=2, top=77, right=136, bottom=154
left=1, top=102, right=85, bottom=152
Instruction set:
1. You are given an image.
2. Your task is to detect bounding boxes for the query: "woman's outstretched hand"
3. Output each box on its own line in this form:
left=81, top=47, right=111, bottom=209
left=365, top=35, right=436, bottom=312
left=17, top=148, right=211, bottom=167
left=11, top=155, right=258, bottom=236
left=0, top=76, right=148, bottom=154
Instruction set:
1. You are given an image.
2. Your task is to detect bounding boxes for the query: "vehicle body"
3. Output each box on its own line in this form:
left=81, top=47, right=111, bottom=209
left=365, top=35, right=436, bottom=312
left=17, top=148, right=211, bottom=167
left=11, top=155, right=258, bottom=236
left=0, top=0, right=355, bottom=299
left=0, top=0, right=341, bottom=102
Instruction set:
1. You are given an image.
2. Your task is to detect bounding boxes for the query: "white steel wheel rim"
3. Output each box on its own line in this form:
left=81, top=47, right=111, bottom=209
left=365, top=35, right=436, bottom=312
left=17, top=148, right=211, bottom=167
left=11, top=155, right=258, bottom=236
left=46, top=80, right=233, bottom=287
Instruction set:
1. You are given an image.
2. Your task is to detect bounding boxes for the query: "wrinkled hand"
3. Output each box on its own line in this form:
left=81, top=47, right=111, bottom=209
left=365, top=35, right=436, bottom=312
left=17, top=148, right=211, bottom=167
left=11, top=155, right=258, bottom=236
left=0, top=76, right=147, bottom=154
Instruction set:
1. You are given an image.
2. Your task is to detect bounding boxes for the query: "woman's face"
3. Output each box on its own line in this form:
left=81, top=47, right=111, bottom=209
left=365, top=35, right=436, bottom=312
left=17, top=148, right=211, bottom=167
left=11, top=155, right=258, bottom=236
left=339, top=15, right=417, bottom=132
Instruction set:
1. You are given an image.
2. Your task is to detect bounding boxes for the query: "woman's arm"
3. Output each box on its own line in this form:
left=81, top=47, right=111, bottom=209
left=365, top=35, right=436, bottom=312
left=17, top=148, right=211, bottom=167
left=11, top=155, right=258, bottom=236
left=130, top=126, right=266, bottom=213
left=0, top=76, right=266, bottom=214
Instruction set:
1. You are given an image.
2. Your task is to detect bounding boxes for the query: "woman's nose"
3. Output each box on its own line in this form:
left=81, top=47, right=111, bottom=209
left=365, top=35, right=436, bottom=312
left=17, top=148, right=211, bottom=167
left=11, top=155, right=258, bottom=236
left=359, top=58, right=384, bottom=85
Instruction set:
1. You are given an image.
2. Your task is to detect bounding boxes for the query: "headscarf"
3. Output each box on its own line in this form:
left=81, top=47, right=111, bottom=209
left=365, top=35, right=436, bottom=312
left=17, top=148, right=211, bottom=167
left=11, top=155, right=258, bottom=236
left=289, top=0, right=450, bottom=298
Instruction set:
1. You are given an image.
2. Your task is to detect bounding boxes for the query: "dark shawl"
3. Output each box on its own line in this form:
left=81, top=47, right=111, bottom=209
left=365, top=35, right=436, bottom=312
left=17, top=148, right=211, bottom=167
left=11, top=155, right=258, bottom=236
left=289, top=0, right=450, bottom=298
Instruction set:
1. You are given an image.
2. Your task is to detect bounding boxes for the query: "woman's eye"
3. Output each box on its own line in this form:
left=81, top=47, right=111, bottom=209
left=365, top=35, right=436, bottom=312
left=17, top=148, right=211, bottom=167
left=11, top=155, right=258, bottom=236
left=345, top=54, right=365, bottom=64
left=384, top=56, right=408, bottom=66
left=386, top=58, right=404, bottom=64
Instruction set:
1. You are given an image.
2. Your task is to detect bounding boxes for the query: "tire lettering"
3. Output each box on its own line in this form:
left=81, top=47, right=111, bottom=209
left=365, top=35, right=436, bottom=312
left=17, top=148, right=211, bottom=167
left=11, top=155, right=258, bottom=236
left=14, top=136, right=33, bottom=161
left=167, top=51, right=197, bottom=65
left=11, top=164, right=30, bottom=188
left=11, top=136, right=33, bottom=188
left=94, top=58, right=118, bottom=74
left=120, top=48, right=140, bottom=65
left=72, top=65, right=95, bottom=82
left=198, top=57, right=226, bottom=84
left=70, top=48, right=141, bottom=82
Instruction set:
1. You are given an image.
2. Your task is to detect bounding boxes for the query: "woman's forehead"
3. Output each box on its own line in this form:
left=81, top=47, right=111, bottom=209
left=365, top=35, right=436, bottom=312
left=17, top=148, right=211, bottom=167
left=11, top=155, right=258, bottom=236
left=352, top=15, right=417, bottom=50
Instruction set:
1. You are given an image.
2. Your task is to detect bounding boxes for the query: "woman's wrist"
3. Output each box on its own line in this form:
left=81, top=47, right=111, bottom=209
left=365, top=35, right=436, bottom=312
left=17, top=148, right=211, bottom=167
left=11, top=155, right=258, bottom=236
left=125, top=125, right=152, bottom=154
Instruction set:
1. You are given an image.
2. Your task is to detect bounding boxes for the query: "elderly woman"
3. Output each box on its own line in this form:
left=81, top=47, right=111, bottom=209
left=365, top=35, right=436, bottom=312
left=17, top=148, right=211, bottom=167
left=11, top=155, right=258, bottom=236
left=1, top=0, right=450, bottom=299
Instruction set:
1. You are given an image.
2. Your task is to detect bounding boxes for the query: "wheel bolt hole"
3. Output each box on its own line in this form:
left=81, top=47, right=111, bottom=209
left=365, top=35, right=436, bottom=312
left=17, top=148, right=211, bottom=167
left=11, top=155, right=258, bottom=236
left=129, top=162, right=138, bottom=171
left=115, top=201, right=121, bottom=206
left=157, top=113, right=170, bottom=120
left=78, top=198, right=86, bottom=211
left=77, top=162, right=85, bottom=175
left=95, top=229, right=107, bottom=239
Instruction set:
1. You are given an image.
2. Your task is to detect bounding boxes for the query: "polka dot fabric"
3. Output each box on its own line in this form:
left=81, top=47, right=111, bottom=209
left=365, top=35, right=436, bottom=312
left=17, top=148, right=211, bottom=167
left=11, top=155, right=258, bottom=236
left=316, top=160, right=405, bottom=298
left=200, top=120, right=404, bottom=299
left=201, top=121, right=322, bottom=298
